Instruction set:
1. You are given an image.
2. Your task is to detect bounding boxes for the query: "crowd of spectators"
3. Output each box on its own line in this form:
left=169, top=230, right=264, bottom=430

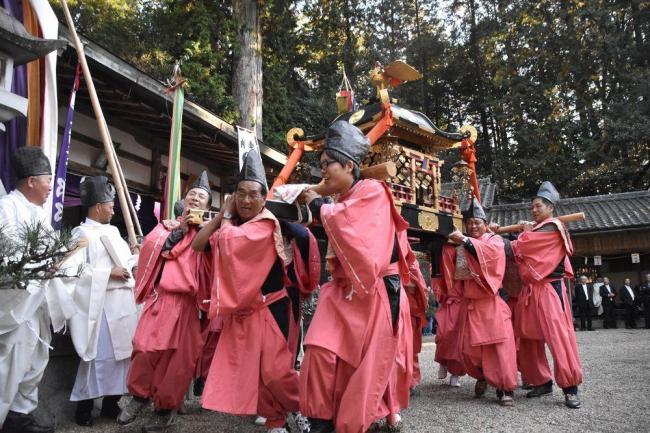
left=571, top=273, right=650, bottom=330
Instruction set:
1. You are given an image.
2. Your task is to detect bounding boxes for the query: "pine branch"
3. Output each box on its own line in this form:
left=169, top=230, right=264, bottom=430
left=0, top=222, right=82, bottom=290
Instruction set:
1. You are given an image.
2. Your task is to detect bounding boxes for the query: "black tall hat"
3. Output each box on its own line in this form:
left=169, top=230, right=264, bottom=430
left=323, top=120, right=370, bottom=167
left=12, top=146, right=51, bottom=180
left=80, top=176, right=115, bottom=207
left=190, top=171, right=211, bottom=195
left=189, top=170, right=212, bottom=205
left=239, top=149, right=268, bottom=191
left=535, top=181, right=560, bottom=205
left=463, top=197, right=487, bottom=221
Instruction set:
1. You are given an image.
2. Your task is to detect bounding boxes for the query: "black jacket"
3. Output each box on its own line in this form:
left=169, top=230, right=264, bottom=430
left=575, top=283, right=593, bottom=307
left=639, top=282, right=650, bottom=303
left=620, top=286, right=638, bottom=307
left=599, top=284, right=616, bottom=303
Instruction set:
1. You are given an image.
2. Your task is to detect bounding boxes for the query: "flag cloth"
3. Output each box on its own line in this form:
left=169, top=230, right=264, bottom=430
left=236, top=125, right=259, bottom=170
left=51, top=64, right=81, bottom=229
left=28, top=0, right=60, bottom=218
left=163, top=67, right=185, bottom=221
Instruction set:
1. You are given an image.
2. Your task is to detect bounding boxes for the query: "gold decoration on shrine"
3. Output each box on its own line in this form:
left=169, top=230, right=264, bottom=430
left=418, top=210, right=439, bottom=232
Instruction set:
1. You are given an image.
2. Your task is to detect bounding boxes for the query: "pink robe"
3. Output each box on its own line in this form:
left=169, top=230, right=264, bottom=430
left=202, top=209, right=317, bottom=429
left=457, top=233, right=518, bottom=391
left=300, top=179, right=411, bottom=433
left=433, top=246, right=467, bottom=377
left=511, top=218, right=583, bottom=389
left=405, top=258, right=428, bottom=388
left=127, top=222, right=210, bottom=410
left=376, top=246, right=427, bottom=424
left=376, top=288, right=413, bottom=424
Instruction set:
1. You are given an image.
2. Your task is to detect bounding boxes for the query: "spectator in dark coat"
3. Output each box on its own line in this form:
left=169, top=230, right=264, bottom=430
left=638, top=273, right=650, bottom=329
left=599, top=277, right=617, bottom=329
left=620, top=278, right=638, bottom=329
left=574, top=275, right=594, bottom=331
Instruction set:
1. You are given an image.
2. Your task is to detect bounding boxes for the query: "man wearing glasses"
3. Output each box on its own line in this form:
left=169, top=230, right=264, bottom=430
left=193, top=150, right=312, bottom=433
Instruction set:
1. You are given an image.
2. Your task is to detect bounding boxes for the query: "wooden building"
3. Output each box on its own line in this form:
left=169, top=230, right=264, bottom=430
left=55, top=26, right=286, bottom=233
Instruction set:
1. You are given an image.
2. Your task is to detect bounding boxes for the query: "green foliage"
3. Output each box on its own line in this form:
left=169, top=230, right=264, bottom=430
left=52, top=0, right=649, bottom=199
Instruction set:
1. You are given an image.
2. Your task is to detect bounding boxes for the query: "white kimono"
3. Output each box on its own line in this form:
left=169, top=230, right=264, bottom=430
left=50, top=218, right=139, bottom=401
left=0, top=190, right=53, bottom=424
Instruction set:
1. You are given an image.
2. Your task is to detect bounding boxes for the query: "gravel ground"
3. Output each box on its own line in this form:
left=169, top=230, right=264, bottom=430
left=56, top=327, right=650, bottom=433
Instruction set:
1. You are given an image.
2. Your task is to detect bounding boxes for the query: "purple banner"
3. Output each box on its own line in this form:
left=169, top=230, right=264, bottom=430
left=0, top=0, right=27, bottom=193
left=52, top=63, right=81, bottom=229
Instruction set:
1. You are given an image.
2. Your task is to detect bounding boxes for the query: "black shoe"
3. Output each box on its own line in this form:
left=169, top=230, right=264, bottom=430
left=2, top=411, right=54, bottom=433
left=308, top=418, right=335, bottom=433
left=521, top=383, right=533, bottom=390
left=564, top=393, right=581, bottom=409
left=526, top=382, right=553, bottom=398
left=587, top=328, right=595, bottom=331
left=75, top=411, right=93, bottom=427
left=75, top=399, right=94, bottom=426
left=100, top=395, right=122, bottom=419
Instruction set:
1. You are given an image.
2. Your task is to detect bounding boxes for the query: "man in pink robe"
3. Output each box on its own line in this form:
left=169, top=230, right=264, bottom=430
left=447, top=198, right=518, bottom=406
left=298, top=121, right=414, bottom=433
left=193, top=150, right=318, bottom=433
left=405, top=257, right=429, bottom=390
left=500, top=181, right=583, bottom=409
left=117, top=173, right=213, bottom=432
left=433, top=246, right=467, bottom=385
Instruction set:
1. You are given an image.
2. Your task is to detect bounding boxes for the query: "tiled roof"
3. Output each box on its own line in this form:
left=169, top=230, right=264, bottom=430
left=441, top=177, right=498, bottom=210
left=489, top=190, right=650, bottom=232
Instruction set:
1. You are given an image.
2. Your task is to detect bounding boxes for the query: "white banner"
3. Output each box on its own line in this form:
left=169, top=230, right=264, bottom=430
left=237, top=126, right=259, bottom=170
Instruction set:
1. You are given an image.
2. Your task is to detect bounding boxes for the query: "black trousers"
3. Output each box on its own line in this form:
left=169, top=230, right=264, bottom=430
left=644, top=301, right=650, bottom=329
left=578, top=303, right=592, bottom=330
left=624, top=304, right=637, bottom=328
left=602, top=300, right=617, bottom=328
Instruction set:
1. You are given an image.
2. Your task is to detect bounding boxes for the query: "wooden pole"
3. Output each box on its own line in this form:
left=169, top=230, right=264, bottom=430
left=495, top=212, right=586, bottom=234
left=59, top=0, right=138, bottom=246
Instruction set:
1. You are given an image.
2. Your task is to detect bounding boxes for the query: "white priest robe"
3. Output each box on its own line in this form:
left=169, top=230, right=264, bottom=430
left=0, top=190, right=53, bottom=425
left=51, top=218, right=139, bottom=401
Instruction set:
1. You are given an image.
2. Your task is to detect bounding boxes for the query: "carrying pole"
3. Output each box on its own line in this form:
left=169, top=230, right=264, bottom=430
left=59, top=0, right=139, bottom=247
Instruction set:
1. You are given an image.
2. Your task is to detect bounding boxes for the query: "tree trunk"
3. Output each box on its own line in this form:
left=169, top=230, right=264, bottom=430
left=233, top=0, right=263, bottom=139
left=414, top=0, right=429, bottom=114
left=468, top=0, right=492, bottom=172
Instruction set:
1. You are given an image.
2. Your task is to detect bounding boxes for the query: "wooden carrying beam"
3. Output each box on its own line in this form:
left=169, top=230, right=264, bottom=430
left=495, top=212, right=586, bottom=234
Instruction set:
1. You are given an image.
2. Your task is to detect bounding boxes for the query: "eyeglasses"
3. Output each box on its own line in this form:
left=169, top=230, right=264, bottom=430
left=186, top=189, right=209, bottom=201
left=235, top=191, right=263, bottom=201
left=319, top=159, right=339, bottom=171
